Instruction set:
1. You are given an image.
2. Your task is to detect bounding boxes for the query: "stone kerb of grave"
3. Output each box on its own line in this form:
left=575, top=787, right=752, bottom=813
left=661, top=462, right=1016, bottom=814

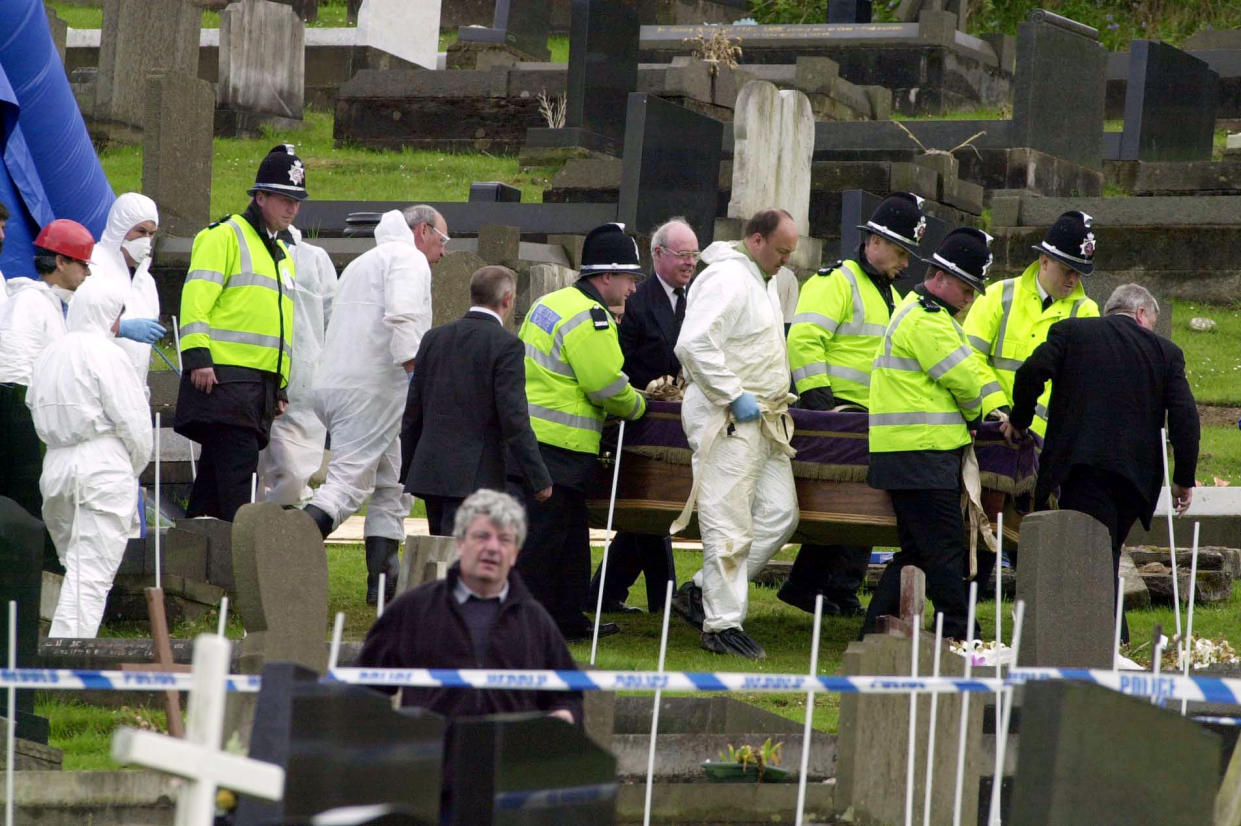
left=231, top=503, right=329, bottom=674
left=728, top=81, right=815, bottom=238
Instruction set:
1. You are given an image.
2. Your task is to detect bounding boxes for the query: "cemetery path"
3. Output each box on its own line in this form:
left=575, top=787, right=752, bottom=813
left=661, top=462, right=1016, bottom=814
left=327, top=515, right=703, bottom=548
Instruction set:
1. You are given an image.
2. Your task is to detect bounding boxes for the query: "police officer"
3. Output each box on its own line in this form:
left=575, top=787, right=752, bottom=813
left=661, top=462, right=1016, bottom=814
left=962, top=210, right=1099, bottom=589
left=511, top=223, right=647, bottom=641
left=783, top=192, right=925, bottom=617
left=174, top=145, right=303, bottom=522
left=864, top=227, right=1001, bottom=641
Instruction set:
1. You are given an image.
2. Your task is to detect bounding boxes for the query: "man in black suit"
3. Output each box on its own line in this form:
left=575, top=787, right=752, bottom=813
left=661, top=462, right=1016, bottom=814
left=1003, top=283, right=1198, bottom=642
left=588, top=219, right=697, bottom=613
left=401, top=265, right=552, bottom=535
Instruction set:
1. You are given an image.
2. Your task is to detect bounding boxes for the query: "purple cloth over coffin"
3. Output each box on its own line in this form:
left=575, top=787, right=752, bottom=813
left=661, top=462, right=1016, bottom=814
left=623, top=400, right=1039, bottom=494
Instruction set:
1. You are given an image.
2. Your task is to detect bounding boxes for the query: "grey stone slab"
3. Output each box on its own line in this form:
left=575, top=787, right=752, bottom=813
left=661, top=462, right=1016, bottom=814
left=94, top=0, right=200, bottom=141
left=1009, top=681, right=1220, bottom=826
left=1118, top=40, right=1218, bottom=162
left=614, top=696, right=803, bottom=735
left=143, top=71, right=214, bottom=237
left=1009, top=194, right=1241, bottom=228
left=218, top=0, right=305, bottom=130
left=231, top=503, right=329, bottom=674
left=1132, top=159, right=1241, bottom=196
left=174, top=517, right=235, bottom=591
left=618, top=92, right=723, bottom=244
left=397, top=534, right=457, bottom=594
left=1010, top=13, right=1106, bottom=170
left=0, top=498, right=49, bottom=743
left=613, top=731, right=835, bottom=780
left=430, top=250, right=488, bottom=330
left=1015, top=510, right=1113, bottom=668
left=728, top=81, right=814, bottom=235
left=566, top=0, right=639, bottom=144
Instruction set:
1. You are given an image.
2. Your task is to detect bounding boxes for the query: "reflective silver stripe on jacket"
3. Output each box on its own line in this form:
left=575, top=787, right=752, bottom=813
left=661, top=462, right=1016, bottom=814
left=226, top=273, right=281, bottom=292
left=186, top=269, right=226, bottom=286
left=1035, top=403, right=1049, bottom=420
left=881, top=301, right=921, bottom=357
left=837, top=266, right=888, bottom=337
left=209, top=328, right=285, bottom=350
left=525, top=342, right=575, bottom=378
left=528, top=403, right=602, bottom=432
left=980, top=380, right=1004, bottom=399
left=824, top=363, right=871, bottom=386
left=968, top=334, right=990, bottom=354
left=226, top=220, right=253, bottom=277
left=869, top=411, right=967, bottom=427
left=873, top=355, right=920, bottom=372
left=1070, top=299, right=1086, bottom=317
left=586, top=374, right=632, bottom=404
left=992, top=356, right=1024, bottom=371
left=551, top=308, right=595, bottom=362
left=180, top=321, right=210, bottom=337
left=927, top=344, right=973, bottom=381
left=991, top=279, right=1016, bottom=367
left=791, top=362, right=828, bottom=384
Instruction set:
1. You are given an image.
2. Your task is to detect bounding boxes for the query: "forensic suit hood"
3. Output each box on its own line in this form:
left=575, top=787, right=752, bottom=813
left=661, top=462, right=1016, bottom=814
left=90, top=193, right=161, bottom=385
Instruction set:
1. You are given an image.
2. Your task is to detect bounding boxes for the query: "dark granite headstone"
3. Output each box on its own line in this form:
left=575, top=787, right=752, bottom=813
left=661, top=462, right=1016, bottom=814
left=0, top=498, right=49, bottom=743
left=470, top=182, right=523, bottom=203
left=827, top=0, right=872, bottom=23
left=839, top=189, right=948, bottom=294
left=236, top=663, right=447, bottom=826
left=617, top=92, right=723, bottom=245
left=1010, top=11, right=1106, bottom=170
left=1009, top=681, right=1220, bottom=826
left=1118, top=40, right=1219, bottom=162
left=458, top=0, right=552, bottom=61
left=447, top=715, right=617, bottom=825
left=566, top=0, right=639, bottom=145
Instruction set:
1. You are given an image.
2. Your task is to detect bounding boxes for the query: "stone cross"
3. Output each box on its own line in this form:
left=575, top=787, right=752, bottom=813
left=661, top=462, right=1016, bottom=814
left=112, top=634, right=284, bottom=826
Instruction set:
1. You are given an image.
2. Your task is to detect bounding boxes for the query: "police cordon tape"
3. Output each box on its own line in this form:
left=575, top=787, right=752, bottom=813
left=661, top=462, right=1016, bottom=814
left=0, top=666, right=1238, bottom=706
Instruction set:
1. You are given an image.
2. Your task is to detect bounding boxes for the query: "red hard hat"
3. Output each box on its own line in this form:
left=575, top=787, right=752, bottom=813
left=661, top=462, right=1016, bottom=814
left=34, top=219, right=95, bottom=262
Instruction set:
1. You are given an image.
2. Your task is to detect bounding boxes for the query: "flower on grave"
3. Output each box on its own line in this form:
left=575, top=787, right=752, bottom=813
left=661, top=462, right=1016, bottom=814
left=949, top=638, right=1014, bottom=667
left=1171, top=635, right=1240, bottom=670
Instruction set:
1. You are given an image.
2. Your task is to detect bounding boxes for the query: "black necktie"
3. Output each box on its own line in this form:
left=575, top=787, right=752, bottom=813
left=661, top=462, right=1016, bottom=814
left=674, top=287, right=686, bottom=328
left=1041, top=295, right=1054, bottom=311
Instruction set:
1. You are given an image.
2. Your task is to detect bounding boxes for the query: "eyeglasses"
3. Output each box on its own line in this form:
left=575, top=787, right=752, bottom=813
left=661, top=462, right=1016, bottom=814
left=429, top=226, right=450, bottom=244
left=657, top=246, right=699, bottom=262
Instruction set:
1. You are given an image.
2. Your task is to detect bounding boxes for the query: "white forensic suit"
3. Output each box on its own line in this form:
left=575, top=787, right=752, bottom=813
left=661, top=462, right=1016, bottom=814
left=257, top=225, right=337, bottom=505
left=306, top=210, right=430, bottom=540
left=675, top=241, right=799, bottom=633
left=0, top=276, right=68, bottom=384
left=89, top=193, right=161, bottom=388
left=28, top=278, right=152, bottom=638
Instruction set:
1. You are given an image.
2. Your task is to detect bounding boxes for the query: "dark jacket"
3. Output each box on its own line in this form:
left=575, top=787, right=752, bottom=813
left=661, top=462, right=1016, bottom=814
left=401, top=310, right=551, bottom=497
left=356, top=563, right=582, bottom=722
left=1011, top=313, right=1199, bottom=528
left=619, top=271, right=684, bottom=391
left=174, top=201, right=286, bottom=446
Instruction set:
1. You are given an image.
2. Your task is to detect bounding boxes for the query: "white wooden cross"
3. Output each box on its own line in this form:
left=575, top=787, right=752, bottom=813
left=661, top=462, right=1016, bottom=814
left=111, top=634, right=285, bottom=826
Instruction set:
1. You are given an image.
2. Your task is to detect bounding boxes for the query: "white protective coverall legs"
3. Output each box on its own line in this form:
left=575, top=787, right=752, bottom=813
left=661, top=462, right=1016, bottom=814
left=684, top=389, right=798, bottom=632
left=27, top=277, right=152, bottom=638
left=308, top=388, right=409, bottom=541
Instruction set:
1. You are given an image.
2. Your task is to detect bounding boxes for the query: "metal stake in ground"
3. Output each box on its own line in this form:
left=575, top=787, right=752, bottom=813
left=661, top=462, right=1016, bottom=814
left=1159, top=427, right=1183, bottom=648
left=795, top=594, right=825, bottom=826
left=988, top=600, right=1025, bottom=826
left=922, top=612, right=945, bottom=826
left=905, top=611, right=922, bottom=826
left=1180, top=522, right=1202, bottom=717
left=112, top=634, right=284, bottom=826
left=952, top=581, right=980, bottom=826
left=590, top=419, right=626, bottom=665
left=642, top=580, right=675, bottom=826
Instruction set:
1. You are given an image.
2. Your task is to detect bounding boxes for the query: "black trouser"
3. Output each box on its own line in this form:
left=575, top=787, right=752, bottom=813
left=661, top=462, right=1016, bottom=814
left=0, top=384, right=60, bottom=574
left=186, top=425, right=262, bottom=522
left=784, top=544, right=871, bottom=610
left=863, top=488, right=971, bottom=640
left=589, top=531, right=676, bottom=612
left=1057, top=464, right=1141, bottom=644
left=510, top=482, right=591, bottom=638
left=424, top=495, right=463, bottom=537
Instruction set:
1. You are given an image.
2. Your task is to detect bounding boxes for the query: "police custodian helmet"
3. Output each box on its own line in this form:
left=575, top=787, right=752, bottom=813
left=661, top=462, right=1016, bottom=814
left=924, top=227, right=994, bottom=292
left=579, top=223, right=643, bottom=276
left=249, top=144, right=309, bottom=201
left=859, top=192, right=927, bottom=256
left=1032, top=210, right=1095, bottom=275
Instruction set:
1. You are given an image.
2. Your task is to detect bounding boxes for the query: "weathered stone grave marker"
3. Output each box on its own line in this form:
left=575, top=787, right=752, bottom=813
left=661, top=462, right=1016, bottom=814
left=356, top=0, right=442, bottom=70
left=398, top=534, right=457, bottom=594
left=0, top=497, right=49, bottom=744
left=1015, top=509, right=1113, bottom=668
left=144, top=70, right=214, bottom=236
left=1116, top=40, right=1219, bottom=162
left=217, top=0, right=306, bottom=137
left=728, top=81, right=815, bottom=239
left=430, top=248, right=488, bottom=329
left=456, top=0, right=551, bottom=63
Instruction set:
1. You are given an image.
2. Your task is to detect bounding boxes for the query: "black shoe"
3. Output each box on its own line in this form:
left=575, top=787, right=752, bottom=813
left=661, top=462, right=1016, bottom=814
left=303, top=504, right=335, bottom=539
left=701, top=628, right=767, bottom=660
left=776, top=582, right=842, bottom=617
left=600, top=599, right=642, bottom=614
left=365, top=536, right=401, bottom=605
left=671, top=581, right=705, bottom=631
left=563, top=621, right=621, bottom=643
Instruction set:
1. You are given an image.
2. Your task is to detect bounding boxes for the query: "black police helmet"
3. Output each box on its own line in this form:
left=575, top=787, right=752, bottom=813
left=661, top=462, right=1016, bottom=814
left=249, top=144, right=308, bottom=201
left=859, top=192, right=926, bottom=256
left=923, top=227, right=994, bottom=292
left=1031, top=210, right=1095, bottom=275
left=580, top=223, right=643, bottom=276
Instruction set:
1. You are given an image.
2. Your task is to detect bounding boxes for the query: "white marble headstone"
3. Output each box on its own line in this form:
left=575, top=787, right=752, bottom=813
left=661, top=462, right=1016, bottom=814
left=357, top=0, right=442, bottom=70
left=727, top=81, right=815, bottom=237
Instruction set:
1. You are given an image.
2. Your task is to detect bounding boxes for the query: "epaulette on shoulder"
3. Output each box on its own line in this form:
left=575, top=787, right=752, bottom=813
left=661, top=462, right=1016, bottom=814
left=206, top=214, right=233, bottom=229
left=589, top=305, right=610, bottom=330
left=918, top=293, right=941, bottom=312
left=816, top=259, right=845, bottom=276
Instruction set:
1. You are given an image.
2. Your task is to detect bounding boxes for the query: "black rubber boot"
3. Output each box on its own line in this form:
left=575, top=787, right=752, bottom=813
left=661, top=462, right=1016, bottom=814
left=303, top=504, right=335, bottom=539
left=365, top=536, right=401, bottom=605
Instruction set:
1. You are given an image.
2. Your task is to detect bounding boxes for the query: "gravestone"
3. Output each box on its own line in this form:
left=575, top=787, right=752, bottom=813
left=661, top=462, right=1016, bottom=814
left=1010, top=10, right=1106, bottom=170
left=1014, top=510, right=1113, bottom=668
left=0, top=498, right=49, bottom=744
left=398, top=535, right=457, bottom=594
left=431, top=250, right=488, bottom=329
left=175, top=517, right=236, bottom=591
left=237, top=663, right=447, bottom=826
left=1009, top=681, right=1220, bottom=826
left=446, top=715, right=617, bottom=825
left=566, top=0, right=640, bottom=146
left=217, top=0, right=306, bottom=138
left=357, top=0, right=442, bottom=70
left=1117, top=40, right=1219, bottom=162
left=827, top=0, right=872, bottom=23
left=469, top=182, right=522, bottom=203
left=143, top=71, right=214, bottom=237
left=727, top=81, right=815, bottom=237
left=231, top=503, right=329, bottom=674
left=45, top=5, right=67, bottom=66
left=457, top=0, right=552, bottom=61
left=618, top=93, right=723, bottom=246
left=93, top=0, right=201, bottom=142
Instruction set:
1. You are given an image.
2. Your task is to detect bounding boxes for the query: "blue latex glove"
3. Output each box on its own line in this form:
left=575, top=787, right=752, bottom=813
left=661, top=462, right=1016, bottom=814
left=729, top=392, right=761, bottom=423
left=117, top=318, right=167, bottom=344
